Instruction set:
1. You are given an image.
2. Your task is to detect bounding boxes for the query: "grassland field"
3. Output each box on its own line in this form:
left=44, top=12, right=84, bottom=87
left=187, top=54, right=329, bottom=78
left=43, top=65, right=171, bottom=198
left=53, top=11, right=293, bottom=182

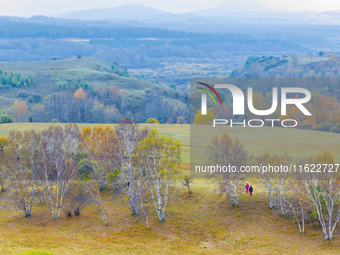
left=0, top=123, right=339, bottom=163
left=0, top=123, right=340, bottom=254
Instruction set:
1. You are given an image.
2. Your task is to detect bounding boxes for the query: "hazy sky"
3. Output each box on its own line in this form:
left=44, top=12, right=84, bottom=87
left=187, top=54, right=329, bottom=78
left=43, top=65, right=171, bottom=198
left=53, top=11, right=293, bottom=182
left=1, top=0, right=340, bottom=17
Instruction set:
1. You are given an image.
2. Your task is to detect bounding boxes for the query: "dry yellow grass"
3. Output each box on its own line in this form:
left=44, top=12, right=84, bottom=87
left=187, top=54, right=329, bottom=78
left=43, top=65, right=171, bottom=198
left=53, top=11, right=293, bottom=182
left=0, top=123, right=340, bottom=254
left=0, top=181, right=339, bottom=254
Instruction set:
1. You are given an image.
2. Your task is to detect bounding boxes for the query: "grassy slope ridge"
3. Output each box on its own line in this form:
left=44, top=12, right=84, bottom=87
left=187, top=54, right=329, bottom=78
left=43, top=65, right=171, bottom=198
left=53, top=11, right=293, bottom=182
left=0, top=123, right=339, bottom=163
left=0, top=57, right=187, bottom=111
left=1, top=124, right=340, bottom=254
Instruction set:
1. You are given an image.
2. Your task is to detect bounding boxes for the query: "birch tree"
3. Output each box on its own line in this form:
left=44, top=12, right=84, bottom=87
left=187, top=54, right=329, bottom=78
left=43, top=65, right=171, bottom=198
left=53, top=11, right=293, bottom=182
left=38, top=124, right=80, bottom=220
left=113, top=122, right=148, bottom=216
left=275, top=154, right=291, bottom=216
left=138, top=129, right=181, bottom=222
left=86, top=181, right=108, bottom=225
left=257, top=153, right=276, bottom=209
left=285, top=179, right=310, bottom=233
left=302, top=173, right=340, bottom=243
left=256, top=152, right=291, bottom=212
left=209, top=132, right=248, bottom=207
left=2, top=130, right=41, bottom=217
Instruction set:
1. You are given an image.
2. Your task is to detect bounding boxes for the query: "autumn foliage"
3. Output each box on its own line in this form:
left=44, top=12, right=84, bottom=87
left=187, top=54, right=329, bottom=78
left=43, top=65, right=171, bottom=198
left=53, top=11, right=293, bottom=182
left=0, top=136, right=8, bottom=151
left=0, top=123, right=181, bottom=226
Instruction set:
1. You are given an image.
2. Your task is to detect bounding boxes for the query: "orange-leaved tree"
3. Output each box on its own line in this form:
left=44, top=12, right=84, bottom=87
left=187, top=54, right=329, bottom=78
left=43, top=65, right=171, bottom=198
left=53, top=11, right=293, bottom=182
left=13, top=101, right=28, bottom=123
left=193, top=108, right=214, bottom=124
left=0, top=136, right=8, bottom=151
left=81, top=126, right=116, bottom=191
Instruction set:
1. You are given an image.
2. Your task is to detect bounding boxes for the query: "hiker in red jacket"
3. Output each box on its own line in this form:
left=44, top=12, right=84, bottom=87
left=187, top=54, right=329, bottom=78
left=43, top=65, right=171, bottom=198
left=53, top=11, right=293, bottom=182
left=249, top=186, right=253, bottom=196
left=245, top=183, right=249, bottom=193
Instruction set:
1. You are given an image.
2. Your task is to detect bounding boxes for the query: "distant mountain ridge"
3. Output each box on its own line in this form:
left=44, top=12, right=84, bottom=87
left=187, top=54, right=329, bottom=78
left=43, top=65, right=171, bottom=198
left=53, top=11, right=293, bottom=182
left=33, top=1, right=340, bottom=26
left=193, top=0, right=275, bottom=15
left=56, top=4, right=172, bottom=20
left=52, top=1, right=280, bottom=20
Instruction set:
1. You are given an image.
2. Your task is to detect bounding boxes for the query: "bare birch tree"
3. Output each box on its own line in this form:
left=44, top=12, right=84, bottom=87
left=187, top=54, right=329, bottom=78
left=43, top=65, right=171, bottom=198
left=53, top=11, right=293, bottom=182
left=2, top=130, right=41, bottom=217
left=257, top=152, right=291, bottom=211
left=302, top=173, right=340, bottom=243
left=275, top=154, right=291, bottom=216
left=113, top=122, right=148, bottom=216
left=260, top=173, right=276, bottom=209
left=285, top=179, right=310, bottom=233
left=209, top=132, right=248, bottom=207
left=38, top=124, right=80, bottom=219
left=86, top=181, right=108, bottom=225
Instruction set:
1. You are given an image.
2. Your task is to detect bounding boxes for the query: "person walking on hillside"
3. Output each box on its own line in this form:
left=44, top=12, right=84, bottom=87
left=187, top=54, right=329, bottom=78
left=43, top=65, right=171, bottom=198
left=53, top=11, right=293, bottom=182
left=245, top=183, right=249, bottom=194
left=249, top=186, right=253, bottom=196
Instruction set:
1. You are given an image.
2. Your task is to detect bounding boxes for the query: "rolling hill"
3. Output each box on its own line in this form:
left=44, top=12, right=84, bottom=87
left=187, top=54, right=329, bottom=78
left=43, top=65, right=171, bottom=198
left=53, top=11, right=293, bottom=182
left=0, top=57, right=187, bottom=116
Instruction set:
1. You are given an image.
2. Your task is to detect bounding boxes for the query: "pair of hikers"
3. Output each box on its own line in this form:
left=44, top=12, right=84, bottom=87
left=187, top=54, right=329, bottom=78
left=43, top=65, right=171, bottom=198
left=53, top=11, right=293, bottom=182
left=245, top=183, right=253, bottom=196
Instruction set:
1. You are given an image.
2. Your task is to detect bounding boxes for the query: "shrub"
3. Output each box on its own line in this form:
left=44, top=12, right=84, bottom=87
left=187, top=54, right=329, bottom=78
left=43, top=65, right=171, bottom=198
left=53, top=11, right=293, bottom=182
left=245, top=56, right=260, bottom=67
left=118, top=70, right=130, bottom=77
left=146, top=118, right=160, bottom=124
left=27, top=96, right=34, bottom=104
left=72, top=183, right=89, bottom=216
left=313, top=123, right=334, bottom=132
left=107, top=169, right=120, bottom=184
left=0, top=114, right=14, bottom=124
left=83, top=82, right=89, bottom=90
left=0, top=136, right=8, bottom=152
left=299, top=122, right=312, bottom=130
left=169, top=83, right=176, bottom=89
left=121, top=117, right=134, bottom=124
left=177, top=116, right=186, bottom=124
left=144, top=88, right=152, bottom=94
left=31, top=93, right=42, bottom=101
left=51, top=119, right=58, bottom=123
left=0, top=177, right=5, bottom=192
left=17, top=91, right=31, bottom=99
left=79, top=164, right=92, bottom=180
left=280, top=59, right=289, bottom=65
left=63, top=209, right=72, bottom=218
left=193, top=108, right=214, bottom=124
left=74, top=208, right=81, bottom=216
left=330, top=123, right=340, bottom=133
